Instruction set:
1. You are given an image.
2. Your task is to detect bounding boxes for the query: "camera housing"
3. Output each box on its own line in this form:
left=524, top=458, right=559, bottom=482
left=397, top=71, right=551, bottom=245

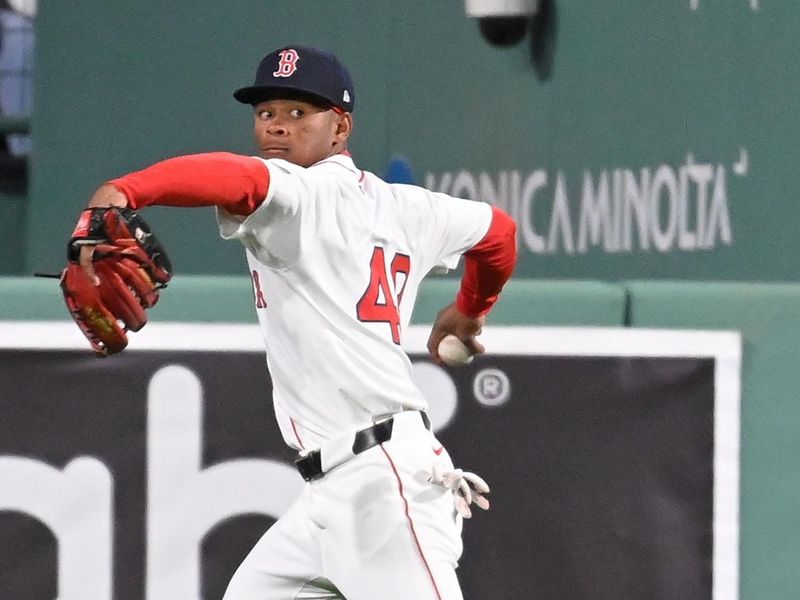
left=465, top=0, right=539, bottom=46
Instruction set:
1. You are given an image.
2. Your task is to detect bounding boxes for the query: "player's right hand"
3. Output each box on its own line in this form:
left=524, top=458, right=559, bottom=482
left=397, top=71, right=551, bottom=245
left=427, top=302, right=485, bottom=365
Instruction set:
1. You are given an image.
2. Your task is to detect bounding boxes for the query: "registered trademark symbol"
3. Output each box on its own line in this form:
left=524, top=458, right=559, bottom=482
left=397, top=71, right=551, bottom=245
left=473, top=368, right=511, bottom=407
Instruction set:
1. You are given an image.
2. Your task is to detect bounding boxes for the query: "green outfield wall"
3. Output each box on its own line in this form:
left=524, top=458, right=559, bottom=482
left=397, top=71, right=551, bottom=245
left=0, top=192, right=26, bottom=273
left=9, top=0, right=798, bottom=280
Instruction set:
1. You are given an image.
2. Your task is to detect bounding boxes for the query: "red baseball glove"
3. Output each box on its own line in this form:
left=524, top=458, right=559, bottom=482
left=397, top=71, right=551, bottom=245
left=60, top=207, right=172, bottom=356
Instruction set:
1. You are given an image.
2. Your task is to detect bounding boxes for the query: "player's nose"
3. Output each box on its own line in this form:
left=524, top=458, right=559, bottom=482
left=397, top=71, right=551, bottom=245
left=265, top=112, right=292, bottom=135
left=266, top=122, right=289, bottom=136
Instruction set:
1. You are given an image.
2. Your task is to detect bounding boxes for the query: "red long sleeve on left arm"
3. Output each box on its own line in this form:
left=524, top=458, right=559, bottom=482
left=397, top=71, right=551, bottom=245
left=456, top=206, right=517, bottom=318
left=108, top=152, right=271, bottom=216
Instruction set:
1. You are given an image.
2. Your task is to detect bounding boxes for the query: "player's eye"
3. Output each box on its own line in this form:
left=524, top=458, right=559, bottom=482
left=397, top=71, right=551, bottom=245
left=257, top=110, right=272, bottom=120
left=290, top=108, right=304, bottom=118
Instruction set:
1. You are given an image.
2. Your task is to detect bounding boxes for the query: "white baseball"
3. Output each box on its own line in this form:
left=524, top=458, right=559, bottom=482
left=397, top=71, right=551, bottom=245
left=437, top=334, right=474, bottom=367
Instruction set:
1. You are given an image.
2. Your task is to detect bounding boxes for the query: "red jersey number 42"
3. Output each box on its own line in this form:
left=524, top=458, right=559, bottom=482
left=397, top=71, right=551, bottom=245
left=356, top=246, right=410, bottom=345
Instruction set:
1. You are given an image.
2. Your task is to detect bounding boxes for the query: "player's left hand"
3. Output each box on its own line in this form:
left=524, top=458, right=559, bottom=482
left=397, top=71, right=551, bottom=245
left=428, top=464, right=491, bottom=519
left=60, top=206, right=172, bottom=356
left=427, top=302, right=485, bottom=365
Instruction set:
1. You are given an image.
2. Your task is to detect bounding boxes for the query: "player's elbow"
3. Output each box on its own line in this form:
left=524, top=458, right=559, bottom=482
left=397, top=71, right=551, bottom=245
left=490, top=206, right=518, bottom=265
left=491, top=205, right=516, bottom=238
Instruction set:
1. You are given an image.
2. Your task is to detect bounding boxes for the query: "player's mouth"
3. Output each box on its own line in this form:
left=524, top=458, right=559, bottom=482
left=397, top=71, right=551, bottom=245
left=262, top=146, right=290, bottom=156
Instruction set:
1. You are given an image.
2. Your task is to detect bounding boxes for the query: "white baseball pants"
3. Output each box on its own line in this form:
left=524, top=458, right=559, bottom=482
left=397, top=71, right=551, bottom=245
left=222, top=411, right=464, bottom=600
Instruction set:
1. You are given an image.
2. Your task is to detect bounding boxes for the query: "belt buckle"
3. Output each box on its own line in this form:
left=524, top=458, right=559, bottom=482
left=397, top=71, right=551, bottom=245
left=294, top=450, right=323, bottom=482
left=294, top=411, right=427, bottom=482
left=352, top=418, right=394, bottom=454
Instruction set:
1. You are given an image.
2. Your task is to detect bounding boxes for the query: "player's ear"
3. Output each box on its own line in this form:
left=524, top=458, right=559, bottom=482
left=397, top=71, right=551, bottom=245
left=334, top=112, right=353, bottom=143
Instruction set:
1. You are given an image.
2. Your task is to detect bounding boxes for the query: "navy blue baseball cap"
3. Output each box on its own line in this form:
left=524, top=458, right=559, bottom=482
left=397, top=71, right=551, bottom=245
left=234, top=46, right=355, bottom=112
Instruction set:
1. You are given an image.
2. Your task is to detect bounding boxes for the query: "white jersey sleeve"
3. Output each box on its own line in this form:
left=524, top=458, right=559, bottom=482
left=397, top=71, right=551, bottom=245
left=216, top=158, right=321, bottom=267
left=382, top=183, right=492, bottom=275
left=414, top=187, right=492, bottom=272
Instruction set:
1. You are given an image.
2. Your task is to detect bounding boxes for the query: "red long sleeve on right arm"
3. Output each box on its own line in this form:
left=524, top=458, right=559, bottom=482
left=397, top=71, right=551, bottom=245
left=109, top=152, right=270, bottom=216
left=456, top=206, right=517, bottom=318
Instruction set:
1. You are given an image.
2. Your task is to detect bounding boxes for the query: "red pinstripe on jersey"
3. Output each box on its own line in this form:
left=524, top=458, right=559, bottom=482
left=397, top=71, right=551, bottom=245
left=290, top=418, right=305, bottom=450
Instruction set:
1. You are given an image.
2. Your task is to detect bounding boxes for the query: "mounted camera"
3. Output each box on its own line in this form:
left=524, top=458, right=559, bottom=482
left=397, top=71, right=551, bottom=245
left=465, top=0, right=539, bottom=46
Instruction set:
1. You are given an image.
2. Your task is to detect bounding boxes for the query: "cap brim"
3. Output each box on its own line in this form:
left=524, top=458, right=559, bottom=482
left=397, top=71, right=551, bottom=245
left=233, top=85, right=337, bottom=109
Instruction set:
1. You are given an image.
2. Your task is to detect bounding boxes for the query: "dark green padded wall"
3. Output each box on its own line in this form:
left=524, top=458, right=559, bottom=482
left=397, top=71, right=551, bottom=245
left=0, top=193, right=26, bottom=273
left=0, top=276, right=628, bottom=326
left=24, top=1, right=800, bottom=280
left=26, top=0, right=396, bottom=276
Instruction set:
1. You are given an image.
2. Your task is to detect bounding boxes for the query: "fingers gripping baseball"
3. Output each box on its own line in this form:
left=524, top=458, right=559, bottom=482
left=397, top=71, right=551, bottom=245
left=61, top=206, right=172, bottom=356
left=427, top=302, right=486, bottom=365
left=428, top=464, right=491, bottom=519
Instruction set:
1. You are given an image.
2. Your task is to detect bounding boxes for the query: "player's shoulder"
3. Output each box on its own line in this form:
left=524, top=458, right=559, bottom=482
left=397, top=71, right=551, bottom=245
left=310, top=154, right=362, bottom=181
left=378, top=178, right=477, bottom=209
left=257, top=155, right=359, bottom=198
left=257, top=157, right=304, bottom=174
left=256, top=156, right=353, bottom=179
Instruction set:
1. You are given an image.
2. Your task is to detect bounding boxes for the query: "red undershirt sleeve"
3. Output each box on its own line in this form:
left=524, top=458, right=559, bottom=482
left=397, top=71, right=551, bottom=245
left=108, top=152, right=271, bottom=217
left=456, top=206, right=518, bottom=318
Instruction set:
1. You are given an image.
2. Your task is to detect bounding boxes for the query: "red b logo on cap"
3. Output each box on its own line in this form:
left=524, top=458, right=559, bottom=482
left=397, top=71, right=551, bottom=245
left=273, top=49, right=299, bottom=77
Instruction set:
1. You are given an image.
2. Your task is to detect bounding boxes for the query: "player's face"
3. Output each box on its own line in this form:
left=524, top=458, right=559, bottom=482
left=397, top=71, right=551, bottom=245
left=253, top=99, right=352, bottom=167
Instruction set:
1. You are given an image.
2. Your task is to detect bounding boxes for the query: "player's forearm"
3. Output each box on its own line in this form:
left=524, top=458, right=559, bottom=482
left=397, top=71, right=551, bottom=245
left=88, top=183, right=128, bottom=208
left=106, top=152, right=270, bottom=216
left=456, top=206, right=517, bottom=318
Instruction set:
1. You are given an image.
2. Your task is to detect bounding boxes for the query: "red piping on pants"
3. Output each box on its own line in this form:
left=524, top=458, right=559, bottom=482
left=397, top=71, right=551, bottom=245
left=379, top=443, right=443, bottom=600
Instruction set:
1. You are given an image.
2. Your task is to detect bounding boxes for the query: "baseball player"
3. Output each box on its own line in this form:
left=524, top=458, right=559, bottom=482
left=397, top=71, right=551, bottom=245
left=72, top=46, right=516, bottom=599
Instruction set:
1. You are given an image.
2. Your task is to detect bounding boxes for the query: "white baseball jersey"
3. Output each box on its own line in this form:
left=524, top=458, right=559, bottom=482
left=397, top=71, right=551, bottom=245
left=217, top=154, right=491, bottom=451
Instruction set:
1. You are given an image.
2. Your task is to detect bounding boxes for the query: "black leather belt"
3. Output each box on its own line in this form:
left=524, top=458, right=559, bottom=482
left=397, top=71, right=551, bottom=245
left=295, top=411, right=431, bottom=482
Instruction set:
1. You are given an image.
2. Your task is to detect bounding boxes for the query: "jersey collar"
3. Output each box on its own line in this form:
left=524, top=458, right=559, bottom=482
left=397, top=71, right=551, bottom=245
left=314, top=152, right=358, bottom=174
